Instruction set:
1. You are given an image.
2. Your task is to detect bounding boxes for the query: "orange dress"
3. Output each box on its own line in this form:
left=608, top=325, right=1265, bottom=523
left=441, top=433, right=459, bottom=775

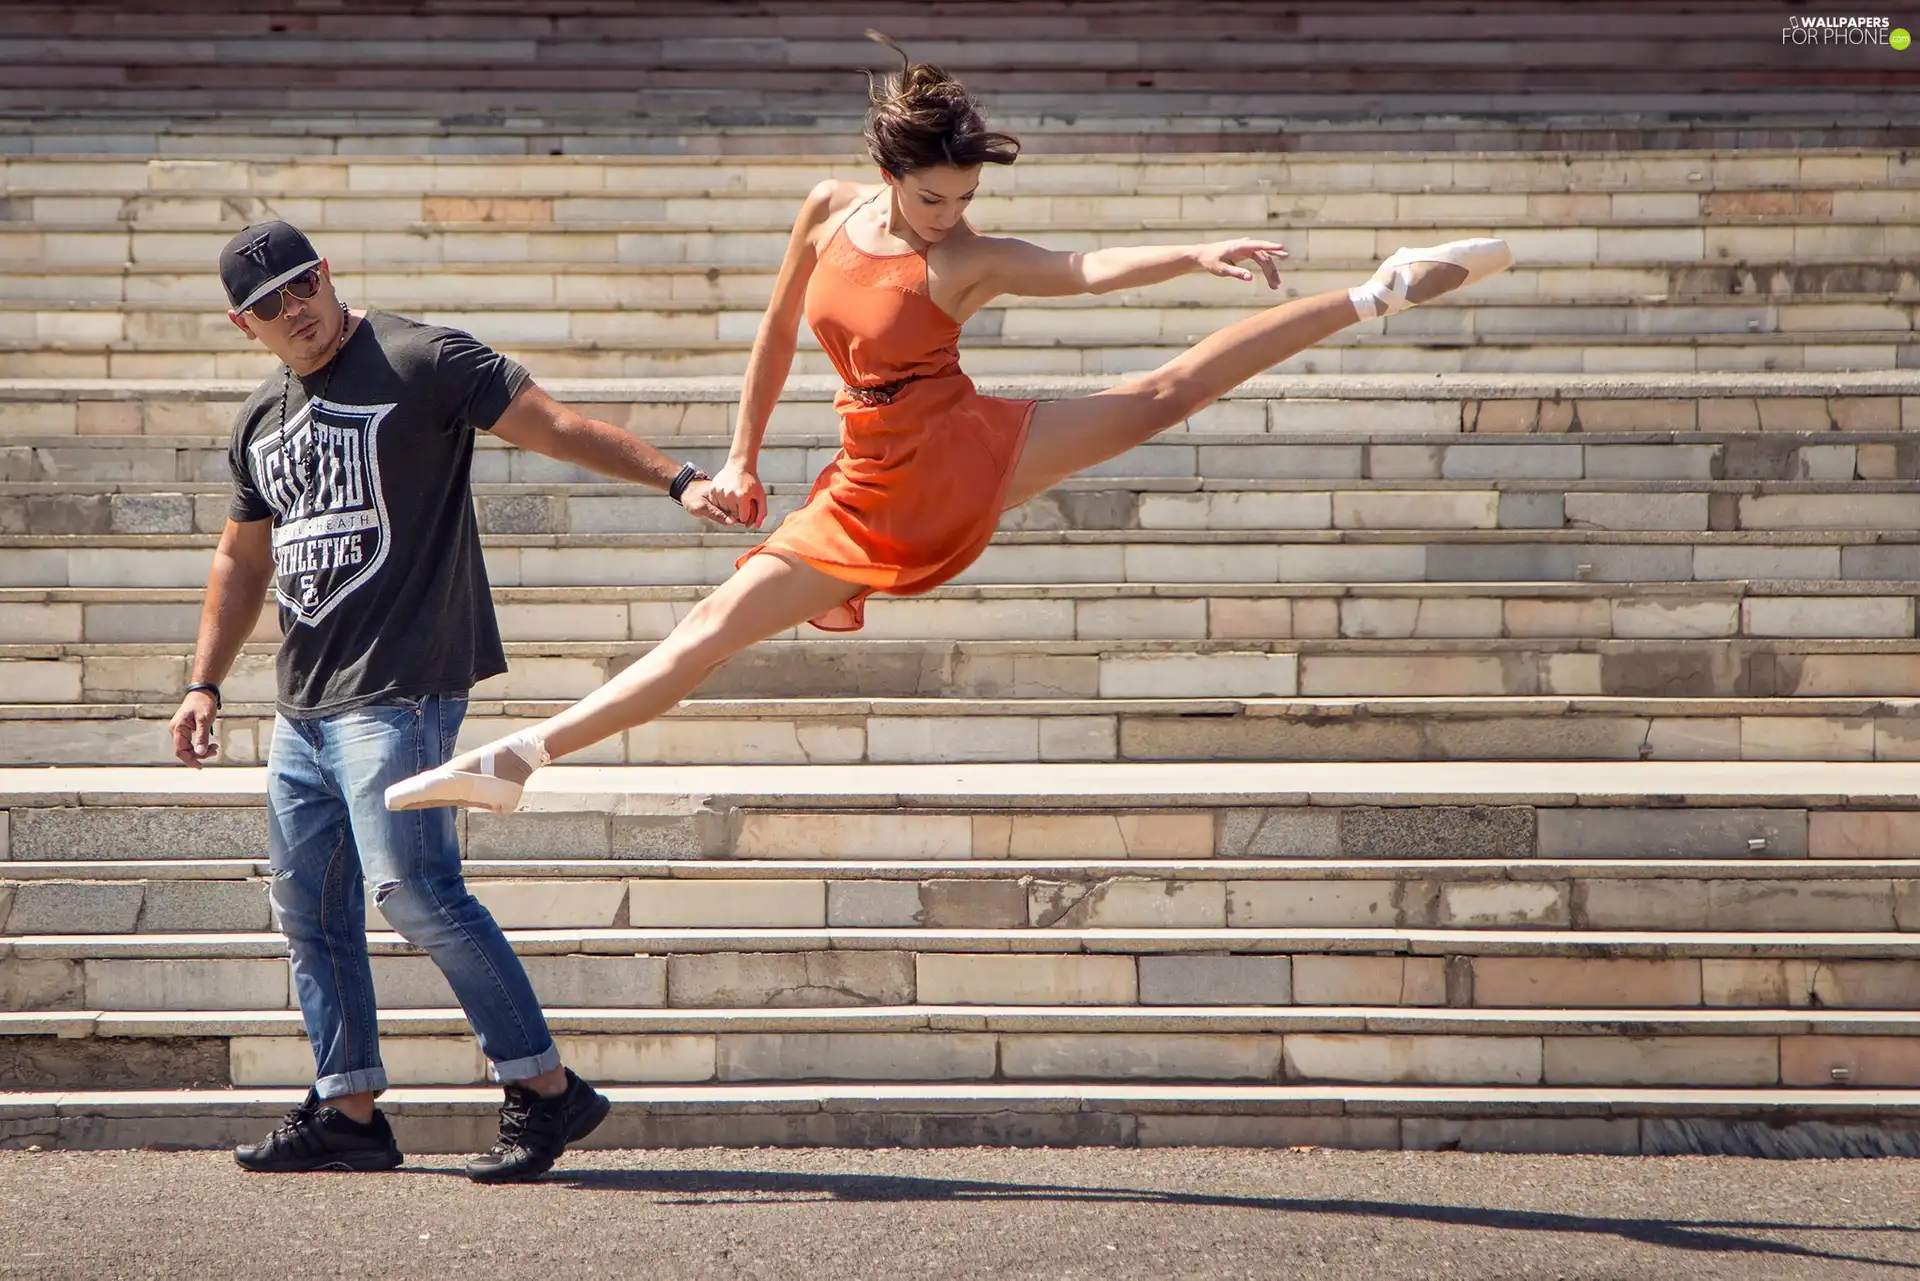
left=735, top=195, right=1036, bottom=632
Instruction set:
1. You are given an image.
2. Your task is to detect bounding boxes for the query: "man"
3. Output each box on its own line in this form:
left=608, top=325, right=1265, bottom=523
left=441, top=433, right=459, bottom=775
left=168, top=221, right=726, bottom=1180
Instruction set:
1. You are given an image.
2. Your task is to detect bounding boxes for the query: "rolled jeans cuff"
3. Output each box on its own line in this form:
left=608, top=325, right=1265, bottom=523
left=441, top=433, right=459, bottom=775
left=489, top=1041, right=562, bottom=1084
left=315, top=1066, right=389, bottom=1099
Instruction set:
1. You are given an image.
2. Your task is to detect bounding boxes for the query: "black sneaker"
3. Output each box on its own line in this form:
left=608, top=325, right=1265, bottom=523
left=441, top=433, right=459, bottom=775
left=233, top=1090, right=404, bottom=1173
left=466, top=1069, right=610, bottom=1184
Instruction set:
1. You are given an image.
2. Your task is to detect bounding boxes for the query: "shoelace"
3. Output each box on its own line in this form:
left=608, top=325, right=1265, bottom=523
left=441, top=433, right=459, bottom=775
left=271, top=1121, right=327, bottom=1158
left=491, top=1099, right=532, bottom=1152
left=489, top=1090, right=565, bottom=1154
left=265, top=1098, right=321, bottom=1149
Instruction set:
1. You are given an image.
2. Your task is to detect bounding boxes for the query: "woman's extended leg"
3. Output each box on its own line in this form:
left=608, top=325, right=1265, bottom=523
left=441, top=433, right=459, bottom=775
left=1004, top=241, right=1507, bottom=506
left=386, top=552, right=860, bottom=812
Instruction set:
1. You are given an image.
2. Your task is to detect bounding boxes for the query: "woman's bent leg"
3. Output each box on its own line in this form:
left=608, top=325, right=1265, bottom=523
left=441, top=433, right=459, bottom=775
left=387, top=551, right=862, bottom=810
left=537, top=551, right=861, bottom=760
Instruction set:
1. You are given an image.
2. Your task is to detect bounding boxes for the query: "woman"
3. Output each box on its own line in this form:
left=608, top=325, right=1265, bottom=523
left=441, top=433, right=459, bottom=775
left=387, top=37, right=1509, bottom=814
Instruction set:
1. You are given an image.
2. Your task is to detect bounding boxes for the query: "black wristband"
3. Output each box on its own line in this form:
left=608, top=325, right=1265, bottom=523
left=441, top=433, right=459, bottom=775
left=186, top=682, right=222, bottom=710
left=669, top=461, right=708, bottom=504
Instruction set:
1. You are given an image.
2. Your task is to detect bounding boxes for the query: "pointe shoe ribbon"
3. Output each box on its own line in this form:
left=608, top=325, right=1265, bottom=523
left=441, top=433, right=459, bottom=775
left=384, top=730, right=550, bottom=815
left=1349, top=237, right=1513, bottom=320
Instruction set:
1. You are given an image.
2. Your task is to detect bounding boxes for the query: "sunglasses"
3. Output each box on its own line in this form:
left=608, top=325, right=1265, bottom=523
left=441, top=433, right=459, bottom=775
left=245, top=269, right=322, bottom=322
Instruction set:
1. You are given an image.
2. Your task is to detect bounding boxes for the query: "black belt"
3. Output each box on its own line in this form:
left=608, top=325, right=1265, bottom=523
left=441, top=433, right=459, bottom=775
left=842, top=377, right=914, bottom=407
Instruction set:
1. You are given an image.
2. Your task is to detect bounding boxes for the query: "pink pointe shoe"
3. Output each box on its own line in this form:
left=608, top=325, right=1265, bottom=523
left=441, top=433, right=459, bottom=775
left=384, top=730, right=549, bottom=815
left=1349, top=237, right=1513, bottom=320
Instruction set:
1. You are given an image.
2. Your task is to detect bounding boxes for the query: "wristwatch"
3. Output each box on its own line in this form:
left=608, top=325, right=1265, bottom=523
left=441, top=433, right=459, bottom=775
left=186, top=681, right=222, bottom=709
left=669, top=461, right=709, bottom=504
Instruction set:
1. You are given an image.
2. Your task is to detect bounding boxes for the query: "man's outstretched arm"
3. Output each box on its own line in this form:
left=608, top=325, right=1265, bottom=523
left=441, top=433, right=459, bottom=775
left=490, top=383, right=736, bottom=525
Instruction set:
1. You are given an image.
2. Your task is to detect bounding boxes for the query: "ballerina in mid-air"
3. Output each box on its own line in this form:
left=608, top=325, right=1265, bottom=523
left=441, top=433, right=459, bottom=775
left=387, top=34, right=1511, bottom=814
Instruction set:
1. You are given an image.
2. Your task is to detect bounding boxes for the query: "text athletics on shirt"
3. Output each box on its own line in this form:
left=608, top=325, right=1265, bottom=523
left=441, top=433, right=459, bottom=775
left=227, top=310, right=528, bottom=718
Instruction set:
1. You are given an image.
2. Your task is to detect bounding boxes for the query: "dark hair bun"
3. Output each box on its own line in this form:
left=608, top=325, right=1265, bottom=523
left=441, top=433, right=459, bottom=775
left=863, top=31, right=1020, bottom=175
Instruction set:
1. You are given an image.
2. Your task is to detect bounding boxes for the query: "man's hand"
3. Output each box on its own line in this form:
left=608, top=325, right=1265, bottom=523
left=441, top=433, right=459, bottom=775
left=677, top=478, right=741, bottom=527
left=168, top=690, right=220, bottom=768
left=705, top=463, right=768, bottom=528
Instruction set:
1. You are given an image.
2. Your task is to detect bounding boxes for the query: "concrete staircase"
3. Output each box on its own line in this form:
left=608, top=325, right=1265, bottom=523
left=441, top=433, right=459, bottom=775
left=4, top=2, right=1918, bottom=156
left=7, top=43, right=1920, bottom=1150
left=4, top=151, right=1918, bottom=377
left=9, top=761, right=1920, bottom=1155
left=4, top=372, right=1919, bottom=769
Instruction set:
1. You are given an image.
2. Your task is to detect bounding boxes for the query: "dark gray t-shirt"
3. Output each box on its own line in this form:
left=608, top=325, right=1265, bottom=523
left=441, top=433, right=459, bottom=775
left=228, top=309, right=526, bottom=717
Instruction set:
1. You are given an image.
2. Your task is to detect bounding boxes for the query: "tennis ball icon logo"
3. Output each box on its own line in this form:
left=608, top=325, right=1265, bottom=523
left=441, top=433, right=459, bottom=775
left=1895, top=28, right=1912, bottom=50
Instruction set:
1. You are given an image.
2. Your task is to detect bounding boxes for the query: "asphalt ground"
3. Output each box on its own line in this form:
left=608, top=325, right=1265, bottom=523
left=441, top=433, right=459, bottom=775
left=2, top=1147, right=1916, bottom=1280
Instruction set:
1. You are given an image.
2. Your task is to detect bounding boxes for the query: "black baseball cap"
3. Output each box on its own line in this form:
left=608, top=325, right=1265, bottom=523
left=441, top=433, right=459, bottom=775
left=219, top=221, right=323, bottom=314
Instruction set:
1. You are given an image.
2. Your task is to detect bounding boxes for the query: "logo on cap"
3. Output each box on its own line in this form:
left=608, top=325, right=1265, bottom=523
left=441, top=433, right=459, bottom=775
left=238, top=232, right=274, bottom=269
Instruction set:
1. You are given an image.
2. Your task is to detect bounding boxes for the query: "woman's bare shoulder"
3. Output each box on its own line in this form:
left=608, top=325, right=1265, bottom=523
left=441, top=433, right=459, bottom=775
left=801, top=180, right=875, bottom=225
left=789, top=180, right=871, bottom=254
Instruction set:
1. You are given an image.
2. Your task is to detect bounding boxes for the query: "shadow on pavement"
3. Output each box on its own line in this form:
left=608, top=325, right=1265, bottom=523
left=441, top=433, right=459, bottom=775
left=543, top=1168, right=1920, bottom=1271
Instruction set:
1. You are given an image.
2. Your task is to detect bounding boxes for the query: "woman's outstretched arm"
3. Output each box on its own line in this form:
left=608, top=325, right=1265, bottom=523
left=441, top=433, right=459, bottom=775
left=947, top=233, right=1288, bottom=314
left=709, top=178, right=847, bottom=528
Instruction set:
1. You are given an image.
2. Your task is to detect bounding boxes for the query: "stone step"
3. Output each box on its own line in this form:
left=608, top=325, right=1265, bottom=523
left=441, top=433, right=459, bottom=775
left=14, top=430, right=1918, bottom=486
left=10, top=111, right=1918, bottom=158
left=15, top=926, right=1920, bottom=1016
left=2, top=759, right=1914, bottom=861
left=0, top=6, right=1863, bottom=43
left=13, top=1083, right=1920, bottom=1155
left=9, top=260, right=1918, bottom=312
left=28, top=74, right=1848, bottom=109
left=0, top=27, right=1889, bottom=76
left=13, top=530, right=1920, bottom=591
left=2, top=150, right=1907, bottom=199
left=11, top=581, right=1919, bottom=646
left=8, top=222, right=1915, bottom=273
left=18, top=479, right=1920, bottom=538
left=15, top=635, right=1920, bottom=705
left=139, top=79, right=1832, bottom=110
left=11, top=190, right=1918, bottom=235
left=0, top=6, right=1860, bottom=44
left=11, top=858, right=1920, bottom=934
left=5, top=84, right=1915, bottom=130
left=3, top=371, right=1906, bottom=439
left=7, top=298, right=1917, bottom=353
left=7, top=149, right=1904, bottom=190
left=12, top=160, right=1917, bottom=213
left=3, top=151, right=1904, bottom=196
left=7, top=333, right=1911, bottom=380
left=27, top=857, right=1918, bottom=881
left=10, top=1005, right=1920, bottom=1092
left=17, top=60, right=1903, bottom=101
left=10, top=694, right=1920, bottom=767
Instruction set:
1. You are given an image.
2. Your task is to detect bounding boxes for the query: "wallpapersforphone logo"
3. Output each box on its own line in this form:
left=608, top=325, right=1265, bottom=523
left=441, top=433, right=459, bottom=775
left=1782, top=14, right=1907, bottom=44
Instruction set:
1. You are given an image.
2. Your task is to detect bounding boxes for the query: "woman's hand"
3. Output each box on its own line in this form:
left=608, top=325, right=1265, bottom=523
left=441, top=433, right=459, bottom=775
left=705, top=461, right=768, bottom=528
left=1194, top=238, right=1288, bottom=289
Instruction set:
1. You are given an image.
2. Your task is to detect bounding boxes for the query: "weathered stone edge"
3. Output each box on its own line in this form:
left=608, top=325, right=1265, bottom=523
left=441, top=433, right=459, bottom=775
left=3, top=371, right=1918, bottom=403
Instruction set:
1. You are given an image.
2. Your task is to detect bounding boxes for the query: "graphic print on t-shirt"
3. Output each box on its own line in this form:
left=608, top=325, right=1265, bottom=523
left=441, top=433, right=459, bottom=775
left=247, top=395, right=397, bottom=626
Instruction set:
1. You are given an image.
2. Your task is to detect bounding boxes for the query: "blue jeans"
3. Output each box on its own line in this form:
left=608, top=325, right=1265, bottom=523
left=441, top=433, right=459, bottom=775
left=266, top=693, right=560, bottom=1098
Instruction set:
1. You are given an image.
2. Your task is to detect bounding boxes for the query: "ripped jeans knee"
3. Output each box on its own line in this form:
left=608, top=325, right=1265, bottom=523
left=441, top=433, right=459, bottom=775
left=365, top=873, right=497, bottom=950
